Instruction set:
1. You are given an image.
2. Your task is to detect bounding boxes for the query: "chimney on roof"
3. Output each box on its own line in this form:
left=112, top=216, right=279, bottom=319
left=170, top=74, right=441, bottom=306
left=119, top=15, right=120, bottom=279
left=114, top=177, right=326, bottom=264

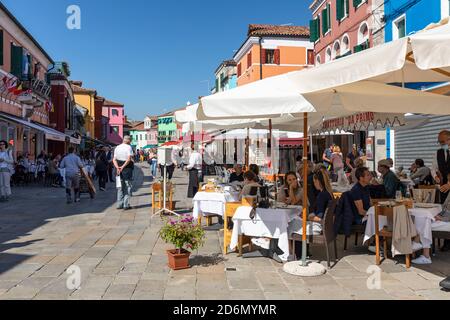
left=71, top=81, right=83, bottom=87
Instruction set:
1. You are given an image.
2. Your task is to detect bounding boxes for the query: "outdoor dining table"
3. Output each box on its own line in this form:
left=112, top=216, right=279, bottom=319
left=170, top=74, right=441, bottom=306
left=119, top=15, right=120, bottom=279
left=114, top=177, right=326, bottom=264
left=192, top=190, right=241, bottom=219
left=229, top=205, right=302, bottom=261
left=363, top=203, right=443, bottom=249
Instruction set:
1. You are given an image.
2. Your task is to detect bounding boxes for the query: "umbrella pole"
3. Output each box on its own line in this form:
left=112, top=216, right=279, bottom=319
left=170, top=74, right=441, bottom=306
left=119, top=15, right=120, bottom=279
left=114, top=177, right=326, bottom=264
left=302, top=113, right=308, bottom=266
left=246, top=128, right=250, bottom=169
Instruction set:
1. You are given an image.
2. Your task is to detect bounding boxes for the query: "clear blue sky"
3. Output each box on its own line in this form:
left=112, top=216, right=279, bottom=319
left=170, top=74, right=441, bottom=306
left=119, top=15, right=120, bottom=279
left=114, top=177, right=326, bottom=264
left=2, top=0, right=311, bottom=120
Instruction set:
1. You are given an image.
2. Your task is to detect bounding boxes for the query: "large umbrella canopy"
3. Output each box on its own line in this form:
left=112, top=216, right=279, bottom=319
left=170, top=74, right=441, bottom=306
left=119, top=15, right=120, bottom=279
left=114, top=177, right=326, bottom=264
left=200, top=20, right=450, bottom=121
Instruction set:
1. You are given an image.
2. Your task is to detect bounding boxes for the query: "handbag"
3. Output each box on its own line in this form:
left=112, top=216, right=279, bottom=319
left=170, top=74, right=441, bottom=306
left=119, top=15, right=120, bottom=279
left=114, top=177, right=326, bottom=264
left=116, top=175, right=122, bottom=189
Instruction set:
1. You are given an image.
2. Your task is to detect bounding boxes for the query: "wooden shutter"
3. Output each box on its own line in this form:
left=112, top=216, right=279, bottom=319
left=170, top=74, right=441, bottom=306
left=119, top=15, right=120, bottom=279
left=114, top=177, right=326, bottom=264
left=307, top=49, right=314, bottom=65
left=0, top=30, right=3, bottom=66
left=10, top=44, right=23, bottom=78
left=237, top=63, right=242, bottom=77
left=274, top=49, right=280, bottom=65
left=309, top=20, right=318, bottom=42
left=247, top=52, right=252, bottom=69
left=261, top=48, right=267, bottom=64
left=336, top=0, right=344, bottom=21
left=321, top=7, right=328, bottom=35
left=353, top=0, right=362, bottom=8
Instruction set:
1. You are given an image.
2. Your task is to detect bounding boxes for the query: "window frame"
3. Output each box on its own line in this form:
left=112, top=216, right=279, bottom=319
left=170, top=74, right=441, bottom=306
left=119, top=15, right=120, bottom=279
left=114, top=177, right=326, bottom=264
left=264, top=49, right=276, bottom=64
left=393, top=14, right=407, bottom=40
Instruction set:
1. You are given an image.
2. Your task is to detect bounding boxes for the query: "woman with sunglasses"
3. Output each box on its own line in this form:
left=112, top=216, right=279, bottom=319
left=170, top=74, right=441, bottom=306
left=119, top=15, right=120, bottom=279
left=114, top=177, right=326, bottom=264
left=0, top=140, right=14, bottom=202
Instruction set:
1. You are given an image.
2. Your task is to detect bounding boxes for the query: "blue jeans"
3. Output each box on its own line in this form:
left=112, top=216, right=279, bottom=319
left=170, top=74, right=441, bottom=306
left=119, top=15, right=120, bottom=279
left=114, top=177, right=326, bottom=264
left=117, top=179, right=132, bottom=209
left=151, top=159, right=157, bottom=177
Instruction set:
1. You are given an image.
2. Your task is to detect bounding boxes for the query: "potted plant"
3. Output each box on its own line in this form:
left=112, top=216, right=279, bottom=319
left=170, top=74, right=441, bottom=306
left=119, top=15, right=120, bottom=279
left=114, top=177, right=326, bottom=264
left=159, top=216, right=205, bottom=270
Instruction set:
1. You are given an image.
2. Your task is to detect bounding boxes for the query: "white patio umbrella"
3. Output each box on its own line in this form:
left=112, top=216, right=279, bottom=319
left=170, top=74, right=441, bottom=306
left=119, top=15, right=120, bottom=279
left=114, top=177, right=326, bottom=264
left=198, top=20, right=450, bottom=273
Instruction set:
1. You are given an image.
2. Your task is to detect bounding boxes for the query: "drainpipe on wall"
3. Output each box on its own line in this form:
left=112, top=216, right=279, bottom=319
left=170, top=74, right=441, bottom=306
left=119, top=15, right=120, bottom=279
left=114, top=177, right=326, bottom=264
left=259, top=37, right=263, bottom=80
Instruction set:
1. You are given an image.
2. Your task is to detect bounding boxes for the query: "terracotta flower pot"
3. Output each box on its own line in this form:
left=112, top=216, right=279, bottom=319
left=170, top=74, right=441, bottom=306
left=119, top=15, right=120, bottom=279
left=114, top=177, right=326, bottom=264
left=166, top=249, right=191, bottom=270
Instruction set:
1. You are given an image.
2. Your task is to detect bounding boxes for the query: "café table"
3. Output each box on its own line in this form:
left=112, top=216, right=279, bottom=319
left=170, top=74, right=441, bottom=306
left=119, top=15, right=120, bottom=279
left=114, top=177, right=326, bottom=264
left=229, top=205, right=302, bottom=261
left=363, top=203, right=442, bottom=249
left=192, top=190, right=241, bottom=220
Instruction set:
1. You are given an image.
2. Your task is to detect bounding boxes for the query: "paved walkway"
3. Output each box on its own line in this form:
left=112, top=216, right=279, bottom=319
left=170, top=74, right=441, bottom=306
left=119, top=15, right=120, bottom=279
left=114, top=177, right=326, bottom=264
left=0, top=163, right=449, bottom=300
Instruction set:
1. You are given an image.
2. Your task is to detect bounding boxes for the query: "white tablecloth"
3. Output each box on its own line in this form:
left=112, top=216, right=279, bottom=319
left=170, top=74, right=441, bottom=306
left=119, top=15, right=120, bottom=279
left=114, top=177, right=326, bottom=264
left=192, top=191, right=241, bottom=219
left=363, top=204, right=442, bottom=249
left=230, top=206, right=301, bottom=261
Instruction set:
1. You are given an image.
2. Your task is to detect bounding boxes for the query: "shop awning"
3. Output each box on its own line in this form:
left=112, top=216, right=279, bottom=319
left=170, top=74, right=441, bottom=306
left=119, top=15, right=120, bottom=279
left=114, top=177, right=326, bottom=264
left=0, top=113, right=71, bottom=143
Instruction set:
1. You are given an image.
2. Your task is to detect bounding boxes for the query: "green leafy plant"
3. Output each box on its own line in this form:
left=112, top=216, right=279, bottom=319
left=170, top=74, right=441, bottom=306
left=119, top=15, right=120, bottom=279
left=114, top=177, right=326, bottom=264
left=159, top=216, right=205, bottom=253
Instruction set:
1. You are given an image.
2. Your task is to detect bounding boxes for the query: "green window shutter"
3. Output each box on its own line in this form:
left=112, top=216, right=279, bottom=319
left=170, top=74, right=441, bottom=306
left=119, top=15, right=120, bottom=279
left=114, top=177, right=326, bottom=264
left=353, top=0, right=362, bottom=8
left=353, top=44, right=361, bottom=53
left=0, top=30, right=3, bottom=66
left=336, top=0, right=344, bottom=21
left=321, top=7, right=328, bottom=35
left=10, top=44, right=23, bottom=78
left=346, top=0, right=350, bottom=15
left=310, top=19, right=318, bottom=42
left=327, top=3, right=331, bottom=31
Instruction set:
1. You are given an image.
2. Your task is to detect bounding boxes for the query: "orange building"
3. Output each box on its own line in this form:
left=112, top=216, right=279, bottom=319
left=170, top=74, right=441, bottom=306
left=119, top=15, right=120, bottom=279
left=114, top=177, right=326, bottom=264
left=234, top=24, right=314, bottom=86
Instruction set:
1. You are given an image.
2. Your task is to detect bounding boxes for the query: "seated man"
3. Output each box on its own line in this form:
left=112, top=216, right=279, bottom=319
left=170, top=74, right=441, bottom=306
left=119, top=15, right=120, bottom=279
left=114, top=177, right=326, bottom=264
left=377, top=159, right=403, bottom=199
left=229, top=164, right=244, bottom=183
left=410, top=159, right=433, bottom=185
left=350, top=167, right=372, bottom=224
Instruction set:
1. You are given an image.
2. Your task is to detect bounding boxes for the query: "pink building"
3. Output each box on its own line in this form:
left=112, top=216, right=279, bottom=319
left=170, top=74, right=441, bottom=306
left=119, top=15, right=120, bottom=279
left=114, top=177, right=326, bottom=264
left=102, top=99, right=125, bottom=145
left=309, top=0, right=374, bottom=65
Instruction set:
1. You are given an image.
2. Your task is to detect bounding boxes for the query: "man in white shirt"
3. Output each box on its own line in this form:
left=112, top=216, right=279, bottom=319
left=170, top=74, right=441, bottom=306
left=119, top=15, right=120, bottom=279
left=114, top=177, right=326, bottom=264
left=113, top=136, right=134, bottom=210
left=187, top=143, right=203, bottom=198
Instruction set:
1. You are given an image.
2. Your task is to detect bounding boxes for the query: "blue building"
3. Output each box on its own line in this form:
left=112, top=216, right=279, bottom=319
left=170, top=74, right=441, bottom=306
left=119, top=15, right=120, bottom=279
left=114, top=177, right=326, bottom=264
left=384, top=0, right=449, bottom=42
left=212, top=60, right=238, bottom=94
left=387, top=0, right=450, bottom=170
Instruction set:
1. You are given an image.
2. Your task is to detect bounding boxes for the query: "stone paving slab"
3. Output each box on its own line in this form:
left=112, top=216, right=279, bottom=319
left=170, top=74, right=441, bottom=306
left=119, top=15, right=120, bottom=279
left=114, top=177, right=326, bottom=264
left=0, top=163, right=449, bottom=300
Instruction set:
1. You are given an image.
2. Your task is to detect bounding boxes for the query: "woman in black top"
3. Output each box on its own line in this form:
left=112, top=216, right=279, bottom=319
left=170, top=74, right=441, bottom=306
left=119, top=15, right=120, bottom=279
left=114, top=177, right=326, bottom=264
left=249, top=164, right=262, bottom=184
left=309, top=170, right=334, bottom=222
left=95, top=149, right=108, bottom=191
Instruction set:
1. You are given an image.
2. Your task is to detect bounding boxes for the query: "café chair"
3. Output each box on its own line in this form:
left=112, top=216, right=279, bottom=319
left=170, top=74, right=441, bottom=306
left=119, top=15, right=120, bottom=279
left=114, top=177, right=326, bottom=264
left=374, top=204, right=412, bottom=268
left=416, top=185, right=437, bottom=204
left=151, top=182, right=175, bottom=214
left=290, top=200, right=338, bottom=269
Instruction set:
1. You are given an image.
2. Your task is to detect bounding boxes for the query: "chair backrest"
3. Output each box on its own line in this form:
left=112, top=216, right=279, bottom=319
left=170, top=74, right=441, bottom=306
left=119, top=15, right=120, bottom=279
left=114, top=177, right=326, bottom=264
left=414, top=188, right=436, bottom=203
left=418, top=185, right=437, bottom=190
left=152, top=182, right=162, bottom=192
left=322, top=199, right=338, bottom=243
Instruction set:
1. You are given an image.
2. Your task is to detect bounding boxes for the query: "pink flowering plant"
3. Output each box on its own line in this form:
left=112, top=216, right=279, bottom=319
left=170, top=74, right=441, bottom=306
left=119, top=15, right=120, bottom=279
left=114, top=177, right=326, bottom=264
left=159, top=216, right=205, bottom=254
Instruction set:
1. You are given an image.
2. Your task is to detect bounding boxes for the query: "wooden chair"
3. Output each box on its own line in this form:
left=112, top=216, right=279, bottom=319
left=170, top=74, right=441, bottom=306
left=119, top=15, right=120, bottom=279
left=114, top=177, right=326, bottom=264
left=223, top=202, right=253, bottom=255
left=152, top=182, right=175, bottom=214
left=374, top=204, right=411, bottom=268
left=290, top=200, right=338, bottom=268
left=416, top=185, right=437, bottom=203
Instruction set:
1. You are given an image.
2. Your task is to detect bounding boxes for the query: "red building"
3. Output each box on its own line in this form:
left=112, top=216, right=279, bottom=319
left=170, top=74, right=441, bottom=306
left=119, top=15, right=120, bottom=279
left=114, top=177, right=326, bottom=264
left=309, top=0, right=375, bottom=64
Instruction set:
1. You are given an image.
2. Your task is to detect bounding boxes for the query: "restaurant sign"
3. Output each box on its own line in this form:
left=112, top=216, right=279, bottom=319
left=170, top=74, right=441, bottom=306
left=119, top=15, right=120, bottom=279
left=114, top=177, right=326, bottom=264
left=319, top=112, right=405, bottom=133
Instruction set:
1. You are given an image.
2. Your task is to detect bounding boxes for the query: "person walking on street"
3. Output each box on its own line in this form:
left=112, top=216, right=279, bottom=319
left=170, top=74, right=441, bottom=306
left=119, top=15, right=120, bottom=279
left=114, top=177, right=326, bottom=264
left=322, top=143, right=334, bottom=172
left=106, top=147, right=115, bottom=183
left=187, top=143, right=203, bottom=198
left=113, top=136, right=134, bottom=210
left=432, top=130, right=450, bottom=251
left=149, top=148, right=158, bottom=178
left=59, top=147, right=84, bottom=204
left=0, top=140, right=14, bottom=202
left=95, top=148, right=109, bottom=191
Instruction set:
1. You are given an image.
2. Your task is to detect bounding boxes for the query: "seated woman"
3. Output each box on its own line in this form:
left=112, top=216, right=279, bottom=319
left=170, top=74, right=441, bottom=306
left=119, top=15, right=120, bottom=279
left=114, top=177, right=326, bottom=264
left=277, top=171, right=302, bottom=205
left=249, top=164, right=262, bottom=185
left=239, top=171, right=261, bottom=200
left=308, top=169, right=334, bottom=222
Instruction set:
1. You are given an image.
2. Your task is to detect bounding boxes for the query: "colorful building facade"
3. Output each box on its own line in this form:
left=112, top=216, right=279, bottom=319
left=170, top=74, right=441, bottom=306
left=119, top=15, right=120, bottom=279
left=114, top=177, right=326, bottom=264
left=129, top=116, right=158, bottom=151
left=234, top=24, right=313, bottom=86
left=0, top=2, right=63, bottom=160
left=103, top=99, right=125, bottom=145
left=157, top=112, right=180, bottom=145
left=71, top=81, right=96, bottom=140
left=309, top=0, right=376, bottom=64
left=213, top=60, right=237, bottom=94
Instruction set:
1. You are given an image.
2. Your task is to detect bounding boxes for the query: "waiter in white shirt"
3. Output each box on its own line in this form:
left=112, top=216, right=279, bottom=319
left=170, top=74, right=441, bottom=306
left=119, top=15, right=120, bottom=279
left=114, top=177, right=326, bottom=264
left=113, top=136, right=134, bottom=210
left=187, top=143, right=203, bottom=198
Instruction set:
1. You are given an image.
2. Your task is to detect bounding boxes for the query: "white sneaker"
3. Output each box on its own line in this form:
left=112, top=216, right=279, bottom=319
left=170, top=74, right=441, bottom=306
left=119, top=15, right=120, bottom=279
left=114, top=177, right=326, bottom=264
left=412, top=255, right=432, bottom=265
left=411, top=241, right=423, bottom=252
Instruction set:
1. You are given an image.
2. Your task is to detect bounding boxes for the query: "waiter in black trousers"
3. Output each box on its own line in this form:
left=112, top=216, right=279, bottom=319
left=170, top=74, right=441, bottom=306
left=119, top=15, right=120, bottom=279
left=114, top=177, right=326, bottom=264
left=432, top=130, right=450, bottom=252
left=187, top=143, right=203, bottom=199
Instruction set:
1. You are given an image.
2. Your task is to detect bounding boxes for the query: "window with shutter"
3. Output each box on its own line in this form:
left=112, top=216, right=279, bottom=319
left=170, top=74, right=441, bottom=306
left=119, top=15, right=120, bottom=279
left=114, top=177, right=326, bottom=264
left=321, top=7, right=328, bottom=35
left=0, top=30, right=3, bottom=66
left=307, top=50, right=314, bottom=65
left=353, top=0, right=362, bottom=8
left=345, top=0, right=349, bottom=16
left=237, top=63, right=242, bottom=77
left=310, top=19, right=319, bottom=42
left=274, top=49, right=280, bottom=65
left=261, top=48, right=266, bottom=64
left=10, top=44, right=23, bottom=78
left=336, top=0, right=345, bottom=21
left=327, top=3, right=331, bottom=31
left=247, top=52, right=252, bottom=69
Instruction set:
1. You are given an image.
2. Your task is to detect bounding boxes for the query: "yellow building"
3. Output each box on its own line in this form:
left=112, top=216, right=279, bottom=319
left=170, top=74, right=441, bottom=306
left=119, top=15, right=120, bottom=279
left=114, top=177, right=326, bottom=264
left=71, top=81, right=97, bottom=139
